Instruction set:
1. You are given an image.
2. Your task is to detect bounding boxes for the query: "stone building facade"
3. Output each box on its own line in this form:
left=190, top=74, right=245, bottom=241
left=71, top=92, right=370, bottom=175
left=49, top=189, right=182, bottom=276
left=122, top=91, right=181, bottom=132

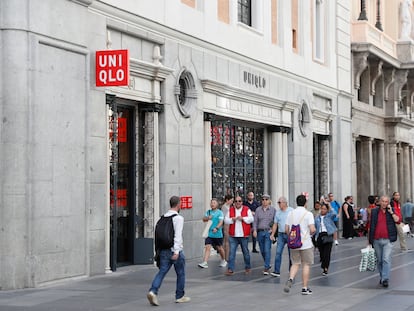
left=0, top=0, right=352, bottom=289
left=351, top=0, right=414, bottom=206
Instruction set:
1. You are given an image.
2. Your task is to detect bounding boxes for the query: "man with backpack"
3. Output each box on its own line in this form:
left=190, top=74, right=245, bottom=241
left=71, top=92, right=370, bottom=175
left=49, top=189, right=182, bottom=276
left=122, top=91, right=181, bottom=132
left=284, top=194, right=316, bottom=295
left=147, top=196, right=190, bottom=306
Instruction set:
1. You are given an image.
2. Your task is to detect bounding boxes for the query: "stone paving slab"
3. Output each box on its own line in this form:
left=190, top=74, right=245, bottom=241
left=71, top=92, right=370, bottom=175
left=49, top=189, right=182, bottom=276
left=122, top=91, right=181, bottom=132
left=0, top=237, right=413, bottom=311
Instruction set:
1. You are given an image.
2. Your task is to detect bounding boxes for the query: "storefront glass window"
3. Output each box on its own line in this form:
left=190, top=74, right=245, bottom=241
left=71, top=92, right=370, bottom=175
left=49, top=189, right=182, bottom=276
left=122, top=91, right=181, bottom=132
left=211, top=120, right=264, bottom=200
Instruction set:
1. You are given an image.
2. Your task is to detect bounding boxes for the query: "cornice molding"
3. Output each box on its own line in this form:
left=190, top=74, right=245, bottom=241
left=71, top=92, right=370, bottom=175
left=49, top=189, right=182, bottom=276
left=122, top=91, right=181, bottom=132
left=70, top=0, right=94, bottom=7
left=129, top=58, right=173, bottom=81
left=201, top=79, right=297, bottom=112
left=385, top=117, right=414, bottom=129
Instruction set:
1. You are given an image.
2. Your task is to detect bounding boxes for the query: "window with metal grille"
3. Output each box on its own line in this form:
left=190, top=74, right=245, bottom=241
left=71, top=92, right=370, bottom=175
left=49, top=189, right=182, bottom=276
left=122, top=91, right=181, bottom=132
left=211, top=120, right=264, bottom=200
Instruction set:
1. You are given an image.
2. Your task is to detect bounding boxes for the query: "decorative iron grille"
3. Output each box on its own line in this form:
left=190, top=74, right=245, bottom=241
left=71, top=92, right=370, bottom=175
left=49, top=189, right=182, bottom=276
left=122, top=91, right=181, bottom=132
left=211, top=120, right=264, bottom=200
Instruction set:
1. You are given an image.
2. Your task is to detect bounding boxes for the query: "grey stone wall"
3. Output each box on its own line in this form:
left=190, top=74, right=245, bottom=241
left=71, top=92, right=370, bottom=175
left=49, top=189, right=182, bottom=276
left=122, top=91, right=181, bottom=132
left=0, top=0, right=107, bottom=289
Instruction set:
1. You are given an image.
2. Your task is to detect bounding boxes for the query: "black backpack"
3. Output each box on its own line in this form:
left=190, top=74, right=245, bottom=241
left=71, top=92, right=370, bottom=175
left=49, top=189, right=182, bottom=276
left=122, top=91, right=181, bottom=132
left=155, top=214, right=177, bottom=250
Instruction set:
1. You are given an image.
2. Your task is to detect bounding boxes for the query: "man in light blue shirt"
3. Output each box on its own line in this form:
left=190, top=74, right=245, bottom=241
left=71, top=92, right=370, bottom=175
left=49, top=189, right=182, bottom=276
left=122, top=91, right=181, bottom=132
left=270, top=196, right=293, bottom=277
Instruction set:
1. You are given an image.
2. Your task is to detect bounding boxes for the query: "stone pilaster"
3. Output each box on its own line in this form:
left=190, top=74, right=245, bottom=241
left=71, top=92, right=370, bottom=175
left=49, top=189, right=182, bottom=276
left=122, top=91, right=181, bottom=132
left=360, top=137, right=374, bottom=205
left=269, top=126, right=290, bottom=200
left=376, top=141, right=386, bottom=195
left=403, top=144, right=411, bottom=202
left=389, top=142, right=398, bottom=194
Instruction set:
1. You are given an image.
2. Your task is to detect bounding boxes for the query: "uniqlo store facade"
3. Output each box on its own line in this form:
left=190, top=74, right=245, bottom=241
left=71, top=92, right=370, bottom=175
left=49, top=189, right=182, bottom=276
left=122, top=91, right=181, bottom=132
left=0, top=0, right=352, bottom=289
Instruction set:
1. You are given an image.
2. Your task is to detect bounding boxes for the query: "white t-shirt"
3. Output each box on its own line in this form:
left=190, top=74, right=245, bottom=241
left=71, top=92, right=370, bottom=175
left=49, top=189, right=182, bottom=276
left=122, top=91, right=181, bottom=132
left=286, top=206, right=315, bottom=250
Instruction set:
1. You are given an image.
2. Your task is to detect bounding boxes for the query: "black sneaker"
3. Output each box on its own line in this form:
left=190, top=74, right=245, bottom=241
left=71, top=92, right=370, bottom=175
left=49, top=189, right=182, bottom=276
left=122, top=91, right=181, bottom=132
left=301, top=288, right=313, bottom=295
left=382, top=280, right=389, bottom=288
left=270, top=271, right=280, bottom=277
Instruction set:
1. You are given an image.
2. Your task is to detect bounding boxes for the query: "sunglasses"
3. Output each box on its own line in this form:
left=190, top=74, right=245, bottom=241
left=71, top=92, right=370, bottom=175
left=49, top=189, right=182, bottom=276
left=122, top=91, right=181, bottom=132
left=235, top=200, right=242, bottom=202
left=262, top=198, right=269, bottom=201
left=277, top=201, right=285, bottom=204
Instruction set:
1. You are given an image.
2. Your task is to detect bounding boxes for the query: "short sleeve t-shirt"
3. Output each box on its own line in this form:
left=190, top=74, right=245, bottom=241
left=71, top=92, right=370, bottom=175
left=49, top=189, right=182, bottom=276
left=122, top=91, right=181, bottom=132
left=286, top=206, right=315, bottom=250
left=205, top=209, right=224, bottom=238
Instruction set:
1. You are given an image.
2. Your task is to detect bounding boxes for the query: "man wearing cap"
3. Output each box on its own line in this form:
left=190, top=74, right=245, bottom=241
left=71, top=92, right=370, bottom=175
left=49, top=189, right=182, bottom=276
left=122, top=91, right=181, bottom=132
left=252, top=194, right=276, bottom=275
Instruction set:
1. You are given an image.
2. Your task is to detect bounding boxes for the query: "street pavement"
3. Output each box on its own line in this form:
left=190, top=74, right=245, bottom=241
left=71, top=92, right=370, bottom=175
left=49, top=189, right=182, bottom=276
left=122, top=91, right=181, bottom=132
left=1, top=236, right=414, bottom=311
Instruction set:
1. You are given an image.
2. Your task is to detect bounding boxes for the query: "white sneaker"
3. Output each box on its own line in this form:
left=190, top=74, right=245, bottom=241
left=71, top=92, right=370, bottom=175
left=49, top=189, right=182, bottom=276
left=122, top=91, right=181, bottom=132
left=219, top=260, right=227, bottom=267
left=198, top=261, right=208, bottom=268
left=176, top=296, right=191, bottom=303
left=147, top=291, right=159, bottom=306
left=335, top=240, right=339, bottom=245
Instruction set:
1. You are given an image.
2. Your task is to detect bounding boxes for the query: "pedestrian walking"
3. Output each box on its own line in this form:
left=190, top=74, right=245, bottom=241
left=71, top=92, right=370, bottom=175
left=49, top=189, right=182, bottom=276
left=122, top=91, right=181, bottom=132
left=198, top=198, right=227, bottom=269
left=147, top=196, right=190, bottom=306
left=270, top=196, right=293, bottom=277
left=369, top=195, right=401, bottom=288
left=224, top=195, right=254, bottom=275
left=342, top=196, right=356, bottom=239
left=402, top=198, right=414, bottom=236
left=314, top=203, right=337, bottom=275
left=244, top=192, right=261, bottom=253
left=390, top=192, right=408, bottom=251
left=327, top=193, right=341, bottom=245
left=221, top=194, right=234, bottom=261
left=252, top=194, right=276, bottom=275
left=284, top=194, right=315, bottom=295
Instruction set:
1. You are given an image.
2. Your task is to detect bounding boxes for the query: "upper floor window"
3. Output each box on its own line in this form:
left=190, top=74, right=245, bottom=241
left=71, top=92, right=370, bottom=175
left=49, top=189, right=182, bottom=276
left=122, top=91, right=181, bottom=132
left=313, top=0, right=325, bottom=62
left=238, top=0, right=252, bottom=26
left=291, top=0, right=299, bottom=52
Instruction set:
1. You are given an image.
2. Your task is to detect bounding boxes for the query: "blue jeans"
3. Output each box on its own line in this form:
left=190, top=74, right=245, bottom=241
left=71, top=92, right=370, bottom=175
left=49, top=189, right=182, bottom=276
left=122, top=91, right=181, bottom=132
left=228, top=236, right=251, bottom=271
left=273, top=233, right=291, bottom=273
left=257, top=231, right=272, bottom=269
left=149, top=249, right=186, bottom=299
left=373, top=239, right=393, bottom=282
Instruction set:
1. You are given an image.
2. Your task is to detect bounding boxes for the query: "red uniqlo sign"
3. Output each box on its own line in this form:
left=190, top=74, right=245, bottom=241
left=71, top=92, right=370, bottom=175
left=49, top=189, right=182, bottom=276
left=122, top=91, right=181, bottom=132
left=180, top=196, right=193, bottom=209
left=96, top=49, right=129, bottom=87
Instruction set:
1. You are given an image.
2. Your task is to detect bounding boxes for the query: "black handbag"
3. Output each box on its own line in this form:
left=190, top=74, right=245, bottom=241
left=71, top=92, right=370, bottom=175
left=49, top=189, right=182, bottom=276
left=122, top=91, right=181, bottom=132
left=321, top=234, right=334, bottom=244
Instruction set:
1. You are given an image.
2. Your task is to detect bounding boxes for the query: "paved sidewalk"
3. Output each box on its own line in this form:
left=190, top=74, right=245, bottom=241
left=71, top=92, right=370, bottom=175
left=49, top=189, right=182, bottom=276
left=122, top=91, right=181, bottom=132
left=1, top=237, right=414, bottom=311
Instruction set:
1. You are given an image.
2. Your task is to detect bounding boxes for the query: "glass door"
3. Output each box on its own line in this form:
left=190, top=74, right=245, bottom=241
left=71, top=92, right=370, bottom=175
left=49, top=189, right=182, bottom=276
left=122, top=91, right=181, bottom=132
left=108, top=96, right=136, bottom=269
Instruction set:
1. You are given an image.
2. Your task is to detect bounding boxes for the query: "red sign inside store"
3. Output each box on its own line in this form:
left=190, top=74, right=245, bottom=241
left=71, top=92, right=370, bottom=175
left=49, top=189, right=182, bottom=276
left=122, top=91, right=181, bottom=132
left=110, top=189, right=127, bottom=207
left=96, top=49, right=129, bottom=87
left=180, top=196, right=193, bottom=209
left=118, top=118, right=127, bottom=142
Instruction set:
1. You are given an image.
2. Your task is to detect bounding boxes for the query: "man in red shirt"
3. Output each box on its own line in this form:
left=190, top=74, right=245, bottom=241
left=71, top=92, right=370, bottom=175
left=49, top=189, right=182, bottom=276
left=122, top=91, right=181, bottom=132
left=369, top=196, right=401, bottom=288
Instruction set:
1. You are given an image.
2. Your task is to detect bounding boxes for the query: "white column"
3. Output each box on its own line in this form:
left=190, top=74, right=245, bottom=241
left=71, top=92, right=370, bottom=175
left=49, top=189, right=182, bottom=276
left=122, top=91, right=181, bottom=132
left=403, top=144, right=410, bottom=202
left=282, top=131, right=289, bottom=200
left=271, top=131, right=283, bottom=199
left=377, top=141, right=386, bottom=195
left=389, top=142, right=398, bottom=193
left=398, top=144, right=404, bottom=197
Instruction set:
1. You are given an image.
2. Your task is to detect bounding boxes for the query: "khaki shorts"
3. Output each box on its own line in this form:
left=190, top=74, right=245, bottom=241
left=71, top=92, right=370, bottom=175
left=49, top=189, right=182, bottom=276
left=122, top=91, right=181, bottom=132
left=290, top=248, right=314, bottom=265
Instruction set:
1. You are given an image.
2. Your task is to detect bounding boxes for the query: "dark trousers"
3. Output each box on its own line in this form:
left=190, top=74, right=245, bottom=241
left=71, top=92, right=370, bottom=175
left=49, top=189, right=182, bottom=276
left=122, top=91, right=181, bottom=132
left=252, top=234, right=257, bottom=251
left=342, top=218, right=355, bottom=238
left=317, top=233, right=333, bottom=271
